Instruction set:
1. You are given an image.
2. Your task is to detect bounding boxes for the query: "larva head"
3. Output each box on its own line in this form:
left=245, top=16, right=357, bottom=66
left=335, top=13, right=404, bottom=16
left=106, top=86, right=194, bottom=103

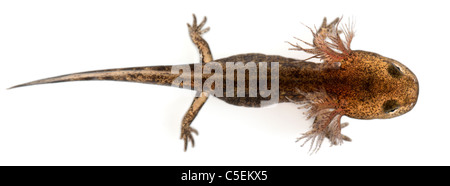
left=288, top=17, right=418, bottom=120
left=341, top=50, right=419, bottom=119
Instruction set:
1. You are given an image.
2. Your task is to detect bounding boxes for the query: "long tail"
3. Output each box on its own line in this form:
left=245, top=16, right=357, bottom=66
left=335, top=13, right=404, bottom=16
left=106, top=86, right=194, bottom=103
left=9, top=65, right=192, bottom=89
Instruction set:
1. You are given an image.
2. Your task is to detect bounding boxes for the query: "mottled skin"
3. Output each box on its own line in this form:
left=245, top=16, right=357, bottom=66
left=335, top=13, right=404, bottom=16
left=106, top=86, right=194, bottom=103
left=9, top=15, right=419, bottom=152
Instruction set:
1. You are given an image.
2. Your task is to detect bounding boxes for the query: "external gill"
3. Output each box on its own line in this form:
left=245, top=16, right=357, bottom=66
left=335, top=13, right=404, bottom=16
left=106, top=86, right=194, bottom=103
left=288, top=88, right=351, bottom=153
left=288, top=17, right=355, bottom=68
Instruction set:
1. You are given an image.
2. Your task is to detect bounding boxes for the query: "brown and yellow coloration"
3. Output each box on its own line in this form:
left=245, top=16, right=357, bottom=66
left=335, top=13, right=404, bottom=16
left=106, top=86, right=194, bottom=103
left=9, top=15, right=419, bottom=153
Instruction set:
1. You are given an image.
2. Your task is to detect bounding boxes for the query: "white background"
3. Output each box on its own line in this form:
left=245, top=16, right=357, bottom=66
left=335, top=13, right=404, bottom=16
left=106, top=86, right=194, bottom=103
left=0, top=0, right=447, bottom=165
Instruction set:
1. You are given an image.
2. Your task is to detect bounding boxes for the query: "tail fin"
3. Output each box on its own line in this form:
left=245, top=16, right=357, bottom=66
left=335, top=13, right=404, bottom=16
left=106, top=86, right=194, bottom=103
left=9, top=65, right=184, bottom=89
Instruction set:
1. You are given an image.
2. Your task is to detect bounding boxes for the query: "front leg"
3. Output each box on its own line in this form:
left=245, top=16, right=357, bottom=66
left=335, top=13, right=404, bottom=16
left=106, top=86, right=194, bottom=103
left=181, top=14, right=214, bottom=151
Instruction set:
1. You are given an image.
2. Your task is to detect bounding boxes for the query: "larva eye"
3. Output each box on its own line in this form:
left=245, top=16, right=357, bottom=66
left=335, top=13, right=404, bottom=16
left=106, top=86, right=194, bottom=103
left=382, top=100, right=400, bottom=113
left=387, top=63, right=403, bottom=78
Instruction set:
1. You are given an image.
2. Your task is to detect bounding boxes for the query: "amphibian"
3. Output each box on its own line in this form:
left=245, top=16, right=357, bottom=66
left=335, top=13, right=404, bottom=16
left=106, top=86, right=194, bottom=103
left=9, top=15, right=419, bottom=152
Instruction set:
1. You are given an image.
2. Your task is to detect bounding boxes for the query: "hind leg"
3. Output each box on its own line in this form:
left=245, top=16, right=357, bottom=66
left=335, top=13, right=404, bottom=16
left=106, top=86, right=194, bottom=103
left=187, top=14, right=213, bottom=63
left=181, top=14, right=213, bottom=151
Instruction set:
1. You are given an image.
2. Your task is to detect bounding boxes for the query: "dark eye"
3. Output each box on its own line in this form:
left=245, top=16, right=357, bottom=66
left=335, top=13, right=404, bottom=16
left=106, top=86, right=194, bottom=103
left=382, top=100, right=400, bottom=113
left=387, top=63, right=403, bottom=78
